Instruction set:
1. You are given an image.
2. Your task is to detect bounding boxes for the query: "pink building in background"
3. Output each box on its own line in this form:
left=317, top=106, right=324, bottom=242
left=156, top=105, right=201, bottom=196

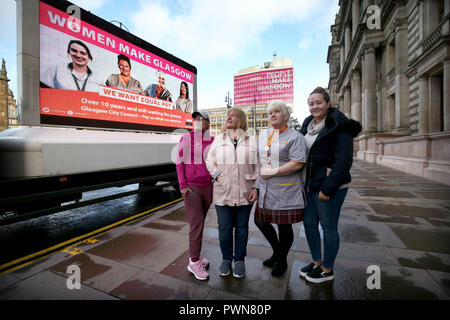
left=234, top=56, right=294, bottom=108
left=204, top=55, right=294, bottom=136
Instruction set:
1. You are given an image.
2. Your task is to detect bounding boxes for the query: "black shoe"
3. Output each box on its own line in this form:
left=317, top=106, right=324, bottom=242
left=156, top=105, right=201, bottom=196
left=299, top=262, right=321, bottom=278
left=263, top=254, right=278, bottom=268
left=271, top=260, right=288, bottom=277
left=305, top=266, right=334, bottom=284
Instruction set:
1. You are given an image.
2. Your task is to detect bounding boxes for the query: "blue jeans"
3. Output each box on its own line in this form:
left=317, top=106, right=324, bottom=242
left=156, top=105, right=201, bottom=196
left=215, top=204, right=252, bottom=262
left=303, top=188, right=348, bottom=270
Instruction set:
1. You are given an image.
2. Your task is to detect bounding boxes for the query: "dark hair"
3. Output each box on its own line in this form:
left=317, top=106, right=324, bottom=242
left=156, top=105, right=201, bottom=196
left=117, top=54, right=131, bottom=68
left=179, top=81, right=189, bottom=99
left=308, top=86, right=330, bottom=104
left=67, top=40, right=93, bottom=60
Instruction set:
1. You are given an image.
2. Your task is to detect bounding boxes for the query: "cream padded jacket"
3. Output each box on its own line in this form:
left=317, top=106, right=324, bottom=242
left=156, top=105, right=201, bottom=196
left=206, top=133, right=258, bottom=207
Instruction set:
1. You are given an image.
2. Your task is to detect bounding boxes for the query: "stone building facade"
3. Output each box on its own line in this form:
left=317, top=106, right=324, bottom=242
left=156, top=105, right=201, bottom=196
left=328, top=0, right=450, bottom=185
left=0, top=59, right=9, bottom=131
left=0, top=59, right=18, bottom=131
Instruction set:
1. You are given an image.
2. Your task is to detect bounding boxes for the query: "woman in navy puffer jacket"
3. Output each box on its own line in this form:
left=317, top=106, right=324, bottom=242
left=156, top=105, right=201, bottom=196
left=298, top=87, right=362, bottom=284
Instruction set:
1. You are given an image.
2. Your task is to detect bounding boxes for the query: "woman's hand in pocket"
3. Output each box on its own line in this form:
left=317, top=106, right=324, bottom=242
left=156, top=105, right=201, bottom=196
left=181, top=187, right=193, bottom=198
left=216, top=173, right=224, bottom=184
left=318, top=190, right=330, bottom=202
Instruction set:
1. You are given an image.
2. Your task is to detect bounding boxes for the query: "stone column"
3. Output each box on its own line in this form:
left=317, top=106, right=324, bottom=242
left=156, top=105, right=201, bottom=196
left=361, top=53, right=367, bottom=131
left=364, top=46, right=378, bottom=132
left=443, top=1, right=450, bottom=36
left=0, top=59, right=9, bottom=131
left=387, top=94, right=395, bottom=132
left=444, top=59, right=450, bottom=131
left=352, top=0, right=360, bottom=38
left=418, top=75, right=429, bottom=134
left=351, top=70, right=362, bottom=123
left=340, top=45, right=345, bottom=73
left=339, top=94, right=344, bottom=112
left=429, top=75, right=442, bottom=133
left=393, top=20, right=410, bottom=134
left=344, top=86, right=351, bottom=118
left=345, top=24, right=351, bottom=60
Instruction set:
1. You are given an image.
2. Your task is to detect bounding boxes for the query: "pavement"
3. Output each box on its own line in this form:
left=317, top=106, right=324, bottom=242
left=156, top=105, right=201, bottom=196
left=0, top=159, right=449, bottom=301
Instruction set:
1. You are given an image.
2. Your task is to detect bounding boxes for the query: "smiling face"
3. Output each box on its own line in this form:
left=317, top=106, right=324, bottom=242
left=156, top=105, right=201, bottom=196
left=69, top=43, right=90, bottom=67
left=157, top=73, right=166, bottom=88
left=118, top=59, right=131, bottom=77
left=269, top=107, right=289, bottom=129
left=308, top=93, right=330, bottom=122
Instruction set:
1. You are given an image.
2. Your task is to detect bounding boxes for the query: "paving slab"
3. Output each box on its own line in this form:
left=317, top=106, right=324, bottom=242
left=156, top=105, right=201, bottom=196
left=49, top=253, right=142, bottom=293
left=425, top=218, right=450, bottom=228
left=415, top=191, right=450, bottom=200
left=350, top=181, right=398, bottom=188
left=205, top=288, right=251, bottom=300
left=159, top=208, right=189, bottom=222
left=356, top=189, right=417, bottom=198
left=87, top=227, right=189, bottom=272
left=109, top=269, right=211, bottom=300
left=368, top=203, right=448, bottom=219
left=427, top=270, right=450, bottom=296
left=389, top=248, right=450, bottom=273
left=0, top=274, right=19, bottom=291
left=161, top=240, right=292, bottom=300
left=387, top=225, right=450, bottom=254
left=287, top=252, right=447, bottom=300
left=0, top=271, right=117, bottom=300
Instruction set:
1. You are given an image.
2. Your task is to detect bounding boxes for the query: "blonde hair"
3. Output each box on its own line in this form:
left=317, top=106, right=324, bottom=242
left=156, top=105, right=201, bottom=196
left=221, top=107, right=248, bottom=132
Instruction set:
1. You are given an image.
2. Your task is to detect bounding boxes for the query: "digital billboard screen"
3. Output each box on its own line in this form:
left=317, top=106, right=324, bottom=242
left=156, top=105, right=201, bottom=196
left=234, top=67, right=294, bottom=107
left=39, top=0, right=196, bottom=132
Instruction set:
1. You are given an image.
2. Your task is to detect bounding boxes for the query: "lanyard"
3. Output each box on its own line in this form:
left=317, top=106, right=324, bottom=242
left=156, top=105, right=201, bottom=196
left=265, top=125, right=288, bottom=156
left=72, top=73, right=89, bottom=91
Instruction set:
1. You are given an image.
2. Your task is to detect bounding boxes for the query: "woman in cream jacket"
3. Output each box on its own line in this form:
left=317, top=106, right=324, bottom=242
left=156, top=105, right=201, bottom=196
left=206, top=107, right=258, bottom=279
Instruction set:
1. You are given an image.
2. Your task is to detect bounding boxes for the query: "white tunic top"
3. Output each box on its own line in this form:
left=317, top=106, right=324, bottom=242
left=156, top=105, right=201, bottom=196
left=256, top=127, right=307, bottom=210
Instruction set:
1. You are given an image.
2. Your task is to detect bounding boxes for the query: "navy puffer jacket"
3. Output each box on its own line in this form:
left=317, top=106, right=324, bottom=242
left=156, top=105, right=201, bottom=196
left=300, top=107, right=362, bottom=196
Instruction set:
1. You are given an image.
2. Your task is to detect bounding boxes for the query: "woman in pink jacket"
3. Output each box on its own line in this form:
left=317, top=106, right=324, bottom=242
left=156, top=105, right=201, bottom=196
left=176, top=110, right=214, bottom=281
left=206, top=107, right=258, bottom=279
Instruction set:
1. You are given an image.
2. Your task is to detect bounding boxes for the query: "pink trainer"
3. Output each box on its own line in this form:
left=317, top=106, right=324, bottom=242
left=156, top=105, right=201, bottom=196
left=190, top=257, right=209, bottom=268
left=187, top=260, right=209, bottom=280
left=199, top=256, right=209, bottom=268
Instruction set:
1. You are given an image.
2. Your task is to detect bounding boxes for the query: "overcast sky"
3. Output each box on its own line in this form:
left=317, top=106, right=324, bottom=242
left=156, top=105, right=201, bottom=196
left=0, top=0, right=339, bottom=121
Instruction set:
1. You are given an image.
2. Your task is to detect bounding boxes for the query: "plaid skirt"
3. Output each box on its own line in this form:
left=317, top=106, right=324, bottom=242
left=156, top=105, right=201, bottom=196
left=254, top=206, right=304, bottom=224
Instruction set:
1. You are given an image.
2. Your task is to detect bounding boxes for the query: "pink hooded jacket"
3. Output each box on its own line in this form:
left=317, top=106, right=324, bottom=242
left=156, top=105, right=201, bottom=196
left=176, top=130, right=214, bottom=190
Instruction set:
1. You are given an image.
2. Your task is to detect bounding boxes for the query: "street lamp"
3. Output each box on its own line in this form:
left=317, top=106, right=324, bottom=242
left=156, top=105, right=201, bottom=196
left=225, top=91, right=233, bottom=109
left=253, top=96, right=257, bottom=133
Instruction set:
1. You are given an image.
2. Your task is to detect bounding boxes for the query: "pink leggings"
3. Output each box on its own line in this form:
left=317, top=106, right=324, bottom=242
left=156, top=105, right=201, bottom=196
left=183, top=184, right=213, bottom=260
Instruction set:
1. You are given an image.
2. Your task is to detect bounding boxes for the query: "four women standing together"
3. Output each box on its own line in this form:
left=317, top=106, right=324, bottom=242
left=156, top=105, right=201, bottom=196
left=176, top=87, right=361, bottom=284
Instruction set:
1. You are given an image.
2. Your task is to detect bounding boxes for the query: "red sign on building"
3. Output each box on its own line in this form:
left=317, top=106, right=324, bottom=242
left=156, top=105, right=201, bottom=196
left=234, top=67, right=294, bottom=107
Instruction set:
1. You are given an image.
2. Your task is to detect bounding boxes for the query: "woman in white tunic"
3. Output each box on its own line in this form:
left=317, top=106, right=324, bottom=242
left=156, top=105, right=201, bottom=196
left=253, top=101, right=307, bottom=277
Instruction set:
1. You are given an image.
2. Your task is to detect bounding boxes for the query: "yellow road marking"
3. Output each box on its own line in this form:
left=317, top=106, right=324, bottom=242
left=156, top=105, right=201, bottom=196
left=62, top=248, right=83, bottom=255
left=0, top=198, right=183, bottom=277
